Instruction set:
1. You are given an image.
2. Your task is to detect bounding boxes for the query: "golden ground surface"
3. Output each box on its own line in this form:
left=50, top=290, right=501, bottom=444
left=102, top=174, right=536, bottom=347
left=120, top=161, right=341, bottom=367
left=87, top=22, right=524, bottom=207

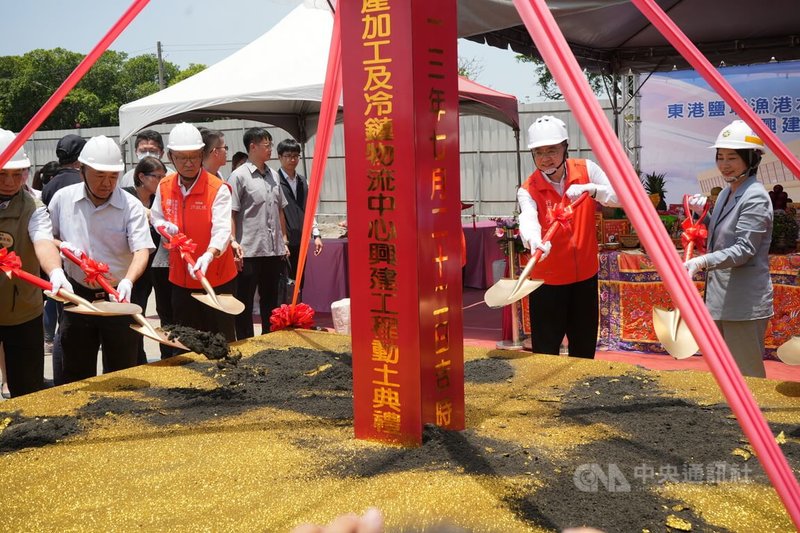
left=0, top=330, right=797, bottom=532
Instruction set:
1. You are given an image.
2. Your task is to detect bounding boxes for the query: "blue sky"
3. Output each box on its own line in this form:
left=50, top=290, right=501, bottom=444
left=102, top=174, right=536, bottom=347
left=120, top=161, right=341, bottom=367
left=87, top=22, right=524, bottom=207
left=2, top=0, right=543, bottom=102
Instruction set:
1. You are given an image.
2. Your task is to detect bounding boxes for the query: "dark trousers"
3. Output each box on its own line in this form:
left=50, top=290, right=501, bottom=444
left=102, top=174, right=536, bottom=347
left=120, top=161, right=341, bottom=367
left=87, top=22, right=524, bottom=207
left=0, top=315, right=45, bottom=397
left=59, top=282, right=140, bottom=384
left=131, top=267, right=175, bottom=360
left=172, top=278, right=236, bottom=344
left=235, top=256, right=286, bottom=339
left=51, top=302, right=65, bottom=386
left=287, top=244, right=306, bottom=296
left=130, top=268, right=152, bottom=365
left=43, top=298, right=57, bottom=342
left=529, top=274, right=599, bottom=358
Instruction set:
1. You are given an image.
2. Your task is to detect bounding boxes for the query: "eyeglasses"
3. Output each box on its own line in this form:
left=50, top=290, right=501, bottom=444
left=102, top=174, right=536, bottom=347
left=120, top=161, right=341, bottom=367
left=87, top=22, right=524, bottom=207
left=173, top=154, right=201, bottom=164
left=532, top=148, right=563, bottom=159
left=280, top=154, right=300, bottom=161
left=259, top=142, right=274, bottom=150
left=214, top=145, right=229, bottom=152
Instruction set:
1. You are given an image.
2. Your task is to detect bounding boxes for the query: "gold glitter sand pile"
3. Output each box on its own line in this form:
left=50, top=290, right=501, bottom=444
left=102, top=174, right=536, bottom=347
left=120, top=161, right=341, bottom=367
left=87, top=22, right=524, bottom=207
left=0, top=330, right=797, bottom=532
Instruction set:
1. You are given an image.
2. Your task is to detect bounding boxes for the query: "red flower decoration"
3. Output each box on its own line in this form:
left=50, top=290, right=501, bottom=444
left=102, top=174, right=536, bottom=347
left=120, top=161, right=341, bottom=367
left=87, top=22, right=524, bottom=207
left=269, top=303, right=315, bottom=331
left=0, top=248, right=22, bottom=276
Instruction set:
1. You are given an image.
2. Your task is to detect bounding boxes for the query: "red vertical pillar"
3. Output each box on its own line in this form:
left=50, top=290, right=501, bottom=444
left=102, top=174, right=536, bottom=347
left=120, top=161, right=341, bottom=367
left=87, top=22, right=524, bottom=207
left=341, top=0, right=465, bottom=445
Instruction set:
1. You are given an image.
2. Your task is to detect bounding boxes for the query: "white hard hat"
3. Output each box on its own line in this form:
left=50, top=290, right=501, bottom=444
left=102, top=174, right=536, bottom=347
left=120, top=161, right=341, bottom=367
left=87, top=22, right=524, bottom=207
left=527, top=115, right=569, bottom=149
left=711, top=120, right=765, bottom=152
left=0, top=129, right=31, bottom=169
left=167, top=122, right=204, bottom=151
left=78, top=135, right=124, bottom=172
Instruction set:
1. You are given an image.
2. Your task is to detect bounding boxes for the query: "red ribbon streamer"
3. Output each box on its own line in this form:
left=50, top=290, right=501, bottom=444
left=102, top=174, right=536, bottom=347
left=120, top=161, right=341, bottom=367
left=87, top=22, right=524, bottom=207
left=269, top=303, right=315, bottom=332
left=0, top=0, right=151, bottom=170
left=514, top=0, right=800, bottom=523
left=290, top=6, right=342, bottom=309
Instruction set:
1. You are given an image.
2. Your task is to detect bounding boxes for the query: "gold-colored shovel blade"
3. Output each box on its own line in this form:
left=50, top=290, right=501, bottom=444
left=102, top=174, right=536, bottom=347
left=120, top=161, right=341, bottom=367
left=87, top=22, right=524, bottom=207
left=484, top=277, right=544, bottom=308
left=777, top=336, right=800, bottom=365
left=65, top=300, right=142, bottom=316
left=191, top=292, right=245, bottom=316
left=653, top=306, right=698, bottom=359
left=130, top=324, right=189, bottom=351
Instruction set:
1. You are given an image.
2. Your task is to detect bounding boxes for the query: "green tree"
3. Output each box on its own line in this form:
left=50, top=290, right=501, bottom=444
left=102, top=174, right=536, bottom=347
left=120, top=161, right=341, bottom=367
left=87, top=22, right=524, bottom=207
left=0, top=48, right=200, bottom=130
left=168, top=63, right=206, bottom=86
left=516, top=55, right=613, bottom=101
left=457, top=56, right=483, bottom=80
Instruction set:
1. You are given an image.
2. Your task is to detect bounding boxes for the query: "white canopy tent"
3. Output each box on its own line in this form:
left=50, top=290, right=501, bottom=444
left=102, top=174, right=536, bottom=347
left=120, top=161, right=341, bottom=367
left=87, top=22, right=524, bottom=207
left=118, top=3, right=335, bottom=144
left=118, top=2, right=520, bottom=145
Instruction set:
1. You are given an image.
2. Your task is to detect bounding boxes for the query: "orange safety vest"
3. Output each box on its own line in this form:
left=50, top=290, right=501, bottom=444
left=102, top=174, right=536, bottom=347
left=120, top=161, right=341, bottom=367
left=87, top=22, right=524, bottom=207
left=159, top=170, right=237, bottom=289
left=520, top=159, right=598, bottom=285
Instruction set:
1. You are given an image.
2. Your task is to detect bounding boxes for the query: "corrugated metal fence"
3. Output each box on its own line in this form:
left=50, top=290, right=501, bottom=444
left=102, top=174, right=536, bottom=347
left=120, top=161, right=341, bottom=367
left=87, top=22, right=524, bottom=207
left=22, top=100, right=613, bottom=222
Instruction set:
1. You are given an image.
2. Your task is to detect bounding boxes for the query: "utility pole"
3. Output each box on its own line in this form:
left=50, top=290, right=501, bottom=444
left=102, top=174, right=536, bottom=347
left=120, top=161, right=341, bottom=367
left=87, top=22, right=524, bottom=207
left=157, top=41, right=165, bottom=89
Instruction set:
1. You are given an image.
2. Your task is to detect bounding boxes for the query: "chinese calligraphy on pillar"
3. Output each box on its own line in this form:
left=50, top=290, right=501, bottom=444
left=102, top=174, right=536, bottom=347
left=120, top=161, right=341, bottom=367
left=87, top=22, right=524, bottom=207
left=342, top=0, right=464, bottom=445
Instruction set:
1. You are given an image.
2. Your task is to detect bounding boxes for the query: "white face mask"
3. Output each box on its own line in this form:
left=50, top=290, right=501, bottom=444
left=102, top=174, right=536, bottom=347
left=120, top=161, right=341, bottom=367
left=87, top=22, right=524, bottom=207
left=136, top=151, right=159, bottom=161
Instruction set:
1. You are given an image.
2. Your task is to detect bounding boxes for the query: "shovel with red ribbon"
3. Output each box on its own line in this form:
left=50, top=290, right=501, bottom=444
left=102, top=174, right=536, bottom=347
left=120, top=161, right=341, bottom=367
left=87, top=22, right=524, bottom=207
left=0, top=247, right=140, bottom=316
left=653, top=194, right=711, bottom=359
left=156, top=226, right=245, bottom=316
left=60, top=247, right=188, bottom=350
left=484, top=191, right=590, bottom=308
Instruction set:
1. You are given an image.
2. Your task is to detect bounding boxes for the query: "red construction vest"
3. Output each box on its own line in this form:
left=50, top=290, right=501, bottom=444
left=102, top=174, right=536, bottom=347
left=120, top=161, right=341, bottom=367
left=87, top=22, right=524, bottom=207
left=520, top=159, right=598, bottom=285
left=159, top=170, right=237, bottom=289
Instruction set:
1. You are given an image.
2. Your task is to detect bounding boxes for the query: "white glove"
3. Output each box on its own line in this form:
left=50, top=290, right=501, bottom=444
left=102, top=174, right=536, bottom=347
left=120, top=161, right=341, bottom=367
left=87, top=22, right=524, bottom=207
left=112, top=278, right=133, bottom=303
left=530, top=240, right=552, bottom=261
left=565, top=183, right=598, bottom=203
left=161, top=222, right=179, bottom=236
left=687, top=193, right=707, bottom=214
left=684, top=256, right=707, bottom=277
left=48, top=268, right=73, bottom=295
left=190, top=251, right=214, bottom=280
left=59, top=241, right=83, bottom=259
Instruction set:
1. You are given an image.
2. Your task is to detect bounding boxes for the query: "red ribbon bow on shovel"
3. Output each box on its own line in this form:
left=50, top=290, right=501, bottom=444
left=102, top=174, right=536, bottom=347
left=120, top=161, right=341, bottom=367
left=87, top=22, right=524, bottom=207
left=162, top=232, right=198, bottom=259
left=82, top=256, right=111, bottom=285
left=680, top=195, right=711, bottom=257
left=546, top=198, right=580, bottom=234
left=0, top=248, right=22, bottom=277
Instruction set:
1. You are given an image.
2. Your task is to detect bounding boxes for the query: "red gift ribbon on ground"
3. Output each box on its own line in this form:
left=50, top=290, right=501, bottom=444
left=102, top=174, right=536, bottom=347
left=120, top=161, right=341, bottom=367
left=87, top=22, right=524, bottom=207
left=269, top=303, right=315, bottom=332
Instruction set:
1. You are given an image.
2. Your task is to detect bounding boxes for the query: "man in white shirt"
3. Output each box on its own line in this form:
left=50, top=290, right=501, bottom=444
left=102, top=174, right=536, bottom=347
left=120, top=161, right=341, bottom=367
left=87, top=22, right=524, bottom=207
left=228, top=127, right=290, bottom=339
left=517, top=116, right=620, bottom=358
left=49, top=136, right=154, bottom=383
left=149, top=123, right=238, bottom=342
left=0, top=129, right=72, bottom=397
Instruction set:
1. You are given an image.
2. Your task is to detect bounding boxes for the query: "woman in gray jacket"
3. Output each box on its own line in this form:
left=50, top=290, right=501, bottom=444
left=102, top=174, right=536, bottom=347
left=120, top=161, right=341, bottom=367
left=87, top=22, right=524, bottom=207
left=685, top=120, right=773, bottom=378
